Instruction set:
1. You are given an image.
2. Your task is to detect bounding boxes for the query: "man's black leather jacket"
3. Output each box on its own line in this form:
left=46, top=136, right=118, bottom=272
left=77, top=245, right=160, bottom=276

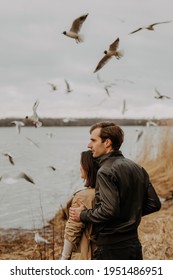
left=80, top=151, right=161, bottom=245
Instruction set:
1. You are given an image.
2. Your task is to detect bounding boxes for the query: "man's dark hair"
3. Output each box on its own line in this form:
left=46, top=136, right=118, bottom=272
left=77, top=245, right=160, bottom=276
left=90, top=121, right=124, bottom=150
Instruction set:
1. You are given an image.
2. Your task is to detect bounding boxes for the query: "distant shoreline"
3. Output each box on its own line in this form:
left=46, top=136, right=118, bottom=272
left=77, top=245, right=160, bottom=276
left=0, top=117, right=173, bottom=127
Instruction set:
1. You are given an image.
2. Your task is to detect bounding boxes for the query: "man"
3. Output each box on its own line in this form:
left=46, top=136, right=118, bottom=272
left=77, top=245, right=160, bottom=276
left=69, top=122, right=161, bottom=260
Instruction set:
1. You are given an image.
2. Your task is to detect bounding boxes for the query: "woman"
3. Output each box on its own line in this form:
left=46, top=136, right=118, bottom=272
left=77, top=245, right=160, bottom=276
left=60, top=150, right=98, bottom=260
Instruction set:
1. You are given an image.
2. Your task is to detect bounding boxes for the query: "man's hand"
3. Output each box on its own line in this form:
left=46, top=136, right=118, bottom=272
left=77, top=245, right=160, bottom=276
left=69, top=199, right=86, bottom=222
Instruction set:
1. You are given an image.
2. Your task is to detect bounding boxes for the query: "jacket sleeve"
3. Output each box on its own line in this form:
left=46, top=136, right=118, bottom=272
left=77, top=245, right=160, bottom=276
left=142, top=180, right=161, bottom=216
left=64, top=192, right=86, bottom=244
left=80, top=169, right=120, bottom=223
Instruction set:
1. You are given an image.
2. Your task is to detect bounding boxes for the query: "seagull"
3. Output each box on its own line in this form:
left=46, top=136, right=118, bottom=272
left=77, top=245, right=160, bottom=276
left=0, top=172, right=35, bottom=184
left=2, top=152, right=15, bottom=165
left=34, top=232, right=50, bottom=244
left=93, top=37, right=124, bottom=73
left=25, top=100, right=42, bottom=127
left=154, top=88, right=171, bottom=100
left=136, top=129, right=144, bottom=142
left=9, top=120, right=25, bottom=134
left=48, top=165, right=56, bottom=171
left=26, top=137, right=40, bottom=148
left=104, top=85, right=111, bottom=97
left=129, top=20, right=172, bottom=34
left=122, top=99, right=128, bottom=115
left=146, top=120, right=158, bottom=127
left=64, top=79, right=73, bottom=93
left=48, top=82, right=57, bottom=91
left=62, top=13, right=89, bottom=43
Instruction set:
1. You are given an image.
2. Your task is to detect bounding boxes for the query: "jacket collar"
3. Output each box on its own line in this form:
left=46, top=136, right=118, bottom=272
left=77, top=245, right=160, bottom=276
left=97, top=150, right=123, bottom=166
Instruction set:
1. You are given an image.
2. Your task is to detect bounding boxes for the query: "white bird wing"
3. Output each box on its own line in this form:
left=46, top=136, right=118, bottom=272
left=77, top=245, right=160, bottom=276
left=70, top=14, right=88, bottom=33
left=33, top=100, right=39, bottom=114
left=129, top=27, right=143, bottom=35
left=150, top=20, right=172, bottom=28
left=94, top=54, right=112, bottom=73
left=109, top=37, right=120, bottom=51
left=16, top=121, right=25, bottom=134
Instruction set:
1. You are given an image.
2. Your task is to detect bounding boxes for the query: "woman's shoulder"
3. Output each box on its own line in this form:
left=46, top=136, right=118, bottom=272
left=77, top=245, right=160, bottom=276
left=74, top=187, right=94, bottom=196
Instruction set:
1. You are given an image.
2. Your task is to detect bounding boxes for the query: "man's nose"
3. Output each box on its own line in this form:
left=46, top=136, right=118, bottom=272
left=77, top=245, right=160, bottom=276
left=87, top=142, right=91, bottom=148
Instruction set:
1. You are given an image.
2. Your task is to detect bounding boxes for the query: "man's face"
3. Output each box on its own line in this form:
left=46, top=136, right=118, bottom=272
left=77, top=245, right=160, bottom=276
left=87, top=127, right=108, bottom=158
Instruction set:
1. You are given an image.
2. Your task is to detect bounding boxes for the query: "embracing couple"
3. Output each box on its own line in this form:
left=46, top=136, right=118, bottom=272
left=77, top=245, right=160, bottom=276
left=60, top=121, right=161, bottom=260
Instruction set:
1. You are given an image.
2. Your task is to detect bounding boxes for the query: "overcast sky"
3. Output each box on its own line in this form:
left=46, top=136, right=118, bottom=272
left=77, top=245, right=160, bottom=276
left=0, top=0, right=173, bottom=119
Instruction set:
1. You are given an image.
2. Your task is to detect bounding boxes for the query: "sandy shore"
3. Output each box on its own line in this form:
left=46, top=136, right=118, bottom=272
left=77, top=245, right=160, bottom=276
left=0, top=199, right=173, bottom=260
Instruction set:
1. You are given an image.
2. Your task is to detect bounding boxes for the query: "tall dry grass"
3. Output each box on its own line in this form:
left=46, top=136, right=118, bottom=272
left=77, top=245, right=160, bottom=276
left=137, top=127, right=173, bottom=197
left=137, top=126, right=173, bottom=259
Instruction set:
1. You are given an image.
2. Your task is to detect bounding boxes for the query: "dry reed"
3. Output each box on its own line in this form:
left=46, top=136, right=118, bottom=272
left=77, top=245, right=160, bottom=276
left=137, top=126, right=173, bottom=259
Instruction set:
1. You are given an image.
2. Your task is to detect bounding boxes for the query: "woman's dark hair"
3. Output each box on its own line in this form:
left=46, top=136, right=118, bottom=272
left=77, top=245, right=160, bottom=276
left=90, top=121, right=124, bottom=150
left=80, top=150, right=98, bottom=188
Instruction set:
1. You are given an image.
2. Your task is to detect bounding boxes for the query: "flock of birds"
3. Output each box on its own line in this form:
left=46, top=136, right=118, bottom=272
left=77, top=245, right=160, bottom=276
left=62, top=13, right=172, bottom=74
left=5, top=13, right=171, bottom=138
left=1, top=13, right=172, bottom=238
left=8, top=13, right=172, bottom=130
left=61, top=13, right=172, bottom=112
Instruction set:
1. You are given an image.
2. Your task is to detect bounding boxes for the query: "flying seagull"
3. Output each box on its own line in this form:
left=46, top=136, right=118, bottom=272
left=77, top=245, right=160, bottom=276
left=48, top=82, right=57, bottom=91
left=48, top=165, right=56, bottom=171
left=154, top=88, right=171, bottom=100
left=0, top=172, right=35, bottom=184
left=122, top=99, right=128, bottom=115
left=104, top=85, right=111, bottom=97
left=26, top=137, right=40, bottom=148
left=9, top=120, right=25, bottom=134
left=136, top=129, right=144, bottom=142
left=64, top=79, right=73, bottom=93
left=25, top=100, right=42, bottom=128
left=2, top=152, right=15, bottom=165
left=129, top=20, right=172, bottom=34
left=62, top=13, right=89, bottom=43
left=93, top=37, right=123, bottom=73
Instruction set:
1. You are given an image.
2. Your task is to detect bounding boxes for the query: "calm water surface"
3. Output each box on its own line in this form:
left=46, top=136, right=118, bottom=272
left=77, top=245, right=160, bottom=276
left=0, top=125, right=170, bottom=229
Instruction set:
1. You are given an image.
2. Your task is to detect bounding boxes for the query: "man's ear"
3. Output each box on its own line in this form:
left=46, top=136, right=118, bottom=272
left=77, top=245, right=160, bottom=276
left=105, top=138, right=112, bottom=148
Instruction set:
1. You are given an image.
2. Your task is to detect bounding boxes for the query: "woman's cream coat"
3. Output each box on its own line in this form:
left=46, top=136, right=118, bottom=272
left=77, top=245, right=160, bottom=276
left=64, top=187, right=95, bottom=260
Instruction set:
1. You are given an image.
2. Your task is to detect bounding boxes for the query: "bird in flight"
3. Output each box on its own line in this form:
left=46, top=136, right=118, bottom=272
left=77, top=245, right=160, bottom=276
left=48, top=82, right=57, bottom=92
left=129, top=20, right=172, bottom=34
left=2, top=152, right=15, bottom=165
left=136, top=129, right=144, bottom=142
left=26, top=137, right=40, bottom=148
left=25, top=100, right=42, bottom=128
left=104, top=85, right=111, bottom=97
left=62, top=13, right=89, bottom=43
left=9, top=120, right=25, bottom=134
left=154, top=88, right=171, bottom=100
left=0, top=172, right=35, bottom=184
left=93, top=37, right=123, bottom=73
left=64, top=79, right=73, bottom=93
left=48, top=165, right=56, bottom=171
left=122, top=99, right=128, bottom=115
